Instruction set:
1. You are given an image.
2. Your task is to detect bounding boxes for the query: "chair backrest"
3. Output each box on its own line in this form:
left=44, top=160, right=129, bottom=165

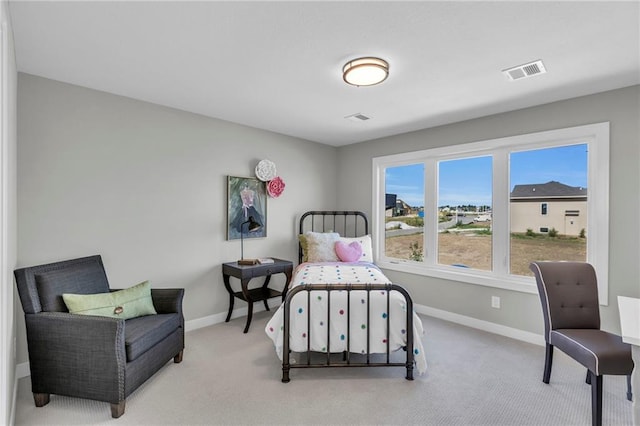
left=14, top=255, right=110, bottom=314
left=530, top=261, right=600, bottom=341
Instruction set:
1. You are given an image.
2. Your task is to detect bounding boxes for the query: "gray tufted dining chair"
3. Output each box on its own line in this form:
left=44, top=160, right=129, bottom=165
left=530, top=261, right=633, bottom=426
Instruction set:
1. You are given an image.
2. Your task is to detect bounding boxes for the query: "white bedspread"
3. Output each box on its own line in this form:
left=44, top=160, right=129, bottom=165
left=265, top=262, right=427, bottom=375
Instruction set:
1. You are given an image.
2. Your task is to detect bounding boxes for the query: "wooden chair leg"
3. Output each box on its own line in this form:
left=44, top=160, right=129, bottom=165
left=174, top=349, right=183, bottom=363
left=543, top=343, right=553, bottom=384
left=627, top=373, right=633, bottom=402
left=111, top=401, right=125, bottom=418
left=33, top=393, right=50, bottom=407
left=590, top=371, right=602, bottom=426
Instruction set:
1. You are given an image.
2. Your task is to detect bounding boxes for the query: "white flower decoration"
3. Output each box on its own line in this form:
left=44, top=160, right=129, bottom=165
left=255, top=159, right=277, bottom=182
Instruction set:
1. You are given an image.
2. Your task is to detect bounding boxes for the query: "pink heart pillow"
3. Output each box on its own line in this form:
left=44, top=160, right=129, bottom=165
left=335, top=241, right=363, bottom=262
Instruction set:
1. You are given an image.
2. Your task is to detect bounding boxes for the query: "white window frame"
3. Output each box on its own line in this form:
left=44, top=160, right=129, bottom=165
left=372, top=122, right=610, bottom=304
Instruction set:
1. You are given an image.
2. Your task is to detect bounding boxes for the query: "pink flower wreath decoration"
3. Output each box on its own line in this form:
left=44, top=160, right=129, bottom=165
left=267, top=176, right=285, bottom=198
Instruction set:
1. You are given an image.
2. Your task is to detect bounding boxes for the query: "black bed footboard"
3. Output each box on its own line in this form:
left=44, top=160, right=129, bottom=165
left=281, top=283, right=415, bottom=383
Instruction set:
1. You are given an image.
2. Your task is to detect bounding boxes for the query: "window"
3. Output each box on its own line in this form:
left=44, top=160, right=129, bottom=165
left=510, top=144, right=588, bottom=276
left=372, top=123, right=610, bottom=303
left=384, top=164, right=424, bottom=260
left=437, top=156, right=492, bottom=270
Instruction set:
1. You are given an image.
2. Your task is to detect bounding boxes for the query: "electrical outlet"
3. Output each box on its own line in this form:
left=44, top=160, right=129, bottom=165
left=491, top=296, right=501, bottom=309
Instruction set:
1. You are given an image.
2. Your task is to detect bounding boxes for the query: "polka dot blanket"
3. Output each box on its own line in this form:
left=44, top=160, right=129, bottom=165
left=265, top=262, right=427, bottom=375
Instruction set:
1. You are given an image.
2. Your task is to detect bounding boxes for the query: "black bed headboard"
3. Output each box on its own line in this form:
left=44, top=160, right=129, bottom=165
left=298, top=211, right=368, bottom=263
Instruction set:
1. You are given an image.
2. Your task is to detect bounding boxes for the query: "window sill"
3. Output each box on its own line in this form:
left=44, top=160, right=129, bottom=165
left=377, top=260, right=538, bottom=295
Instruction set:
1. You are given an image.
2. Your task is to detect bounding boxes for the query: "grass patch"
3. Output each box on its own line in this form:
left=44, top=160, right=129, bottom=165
left=384, top=231, right=586, bottom=276
left=510, top=232, right=582, bottom=243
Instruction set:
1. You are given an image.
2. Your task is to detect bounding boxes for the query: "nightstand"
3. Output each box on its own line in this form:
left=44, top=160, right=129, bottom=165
left=222, top=258, right=293, bottom=333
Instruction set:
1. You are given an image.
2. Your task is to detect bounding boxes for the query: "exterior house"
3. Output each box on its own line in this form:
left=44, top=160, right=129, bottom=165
left=385, top=193, right=397, bottom=217
left=510, top=181, right=587, bottom=236
left=385, top=194, right=414, bottom=217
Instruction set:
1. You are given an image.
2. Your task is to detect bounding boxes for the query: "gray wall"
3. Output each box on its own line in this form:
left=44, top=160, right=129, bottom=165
left=15, top=74, right=639, bottom=366
left=336, top=85, right=640, bottom=335
left=16, top=73, right=338, bottom=364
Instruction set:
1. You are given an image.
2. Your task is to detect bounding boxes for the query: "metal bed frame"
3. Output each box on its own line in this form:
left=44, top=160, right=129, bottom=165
left=282, top=210, right=415, bottom=382
left=298, top=210, right=369, bottom=264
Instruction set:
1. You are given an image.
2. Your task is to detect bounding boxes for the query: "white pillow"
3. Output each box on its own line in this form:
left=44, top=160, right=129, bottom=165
left=305, top=231, right=340, bottom=262
left=339, top=235, right=373, bottom=262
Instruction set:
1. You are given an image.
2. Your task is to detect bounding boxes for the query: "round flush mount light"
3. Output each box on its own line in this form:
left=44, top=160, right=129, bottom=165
left=342, top=57, right=389, bottom=87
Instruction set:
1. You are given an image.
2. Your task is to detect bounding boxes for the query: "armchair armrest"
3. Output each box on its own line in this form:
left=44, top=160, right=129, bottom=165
left=151, top=288, right=184, bottom=315
left=25, top=312, right=126, bottom=403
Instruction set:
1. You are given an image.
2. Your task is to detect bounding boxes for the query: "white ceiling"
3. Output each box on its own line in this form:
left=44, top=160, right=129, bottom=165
left=8, top=1, right=640, bottom=146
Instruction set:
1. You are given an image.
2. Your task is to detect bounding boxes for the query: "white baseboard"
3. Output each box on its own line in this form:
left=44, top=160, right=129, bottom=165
left=414, top=304, right=545, bottom=346
left=11, top=371, right=18, bottom=425
left=16, top=299, right=542, bottom=379
left=15, top=361, right=29, bottom=380
left=184, top=297, right=281, bottom=332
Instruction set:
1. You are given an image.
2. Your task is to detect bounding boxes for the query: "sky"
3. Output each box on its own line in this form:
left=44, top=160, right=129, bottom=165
left=385, top=143, right=588, bottom=207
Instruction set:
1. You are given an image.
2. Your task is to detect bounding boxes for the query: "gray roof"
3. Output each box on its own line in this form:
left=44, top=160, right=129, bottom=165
left=510, top=181, right=587, bottom=199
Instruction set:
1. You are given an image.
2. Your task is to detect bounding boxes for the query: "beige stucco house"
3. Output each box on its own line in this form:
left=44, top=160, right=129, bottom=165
left=510, top=181, right=587, bottom=236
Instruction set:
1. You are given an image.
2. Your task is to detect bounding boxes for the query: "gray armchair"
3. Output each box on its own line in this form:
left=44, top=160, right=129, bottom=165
left=530, top=261, right=633, bottom=426
left=14, top=255, right=185, bottom=418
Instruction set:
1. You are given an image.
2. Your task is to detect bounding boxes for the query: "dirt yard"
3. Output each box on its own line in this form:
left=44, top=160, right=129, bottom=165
left=385, top=232, right=586, bottom=276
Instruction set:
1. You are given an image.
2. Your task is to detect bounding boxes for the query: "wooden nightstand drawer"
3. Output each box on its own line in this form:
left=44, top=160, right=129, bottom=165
left=250, top=263, right=285, bottom=277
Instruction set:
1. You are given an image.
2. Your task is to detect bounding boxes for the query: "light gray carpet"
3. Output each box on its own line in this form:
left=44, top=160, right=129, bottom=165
left=14, top=313, right=633, bottom=425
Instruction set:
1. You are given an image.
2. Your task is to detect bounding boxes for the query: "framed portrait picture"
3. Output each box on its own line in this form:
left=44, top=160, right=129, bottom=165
left=227, top=176, right=267, bottom=240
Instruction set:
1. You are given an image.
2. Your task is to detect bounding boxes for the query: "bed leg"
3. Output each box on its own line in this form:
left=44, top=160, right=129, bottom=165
left=282, top=364, right=290, bottom=383
left=406, top=370, right=414, bottom=381
left=406, top=352, right=414, bottom=380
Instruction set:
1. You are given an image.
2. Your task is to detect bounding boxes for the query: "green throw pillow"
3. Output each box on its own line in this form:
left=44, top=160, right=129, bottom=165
left=62, top=280, right=157, bottom=320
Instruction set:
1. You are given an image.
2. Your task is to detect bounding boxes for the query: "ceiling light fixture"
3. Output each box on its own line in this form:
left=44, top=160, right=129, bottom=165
left=342, top=57, right=389, bottom=87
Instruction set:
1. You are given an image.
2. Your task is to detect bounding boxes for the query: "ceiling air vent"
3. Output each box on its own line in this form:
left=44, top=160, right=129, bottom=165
left=345, top=113, right=371, bottom=122
left=502, top=60, right=546, bottom=81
